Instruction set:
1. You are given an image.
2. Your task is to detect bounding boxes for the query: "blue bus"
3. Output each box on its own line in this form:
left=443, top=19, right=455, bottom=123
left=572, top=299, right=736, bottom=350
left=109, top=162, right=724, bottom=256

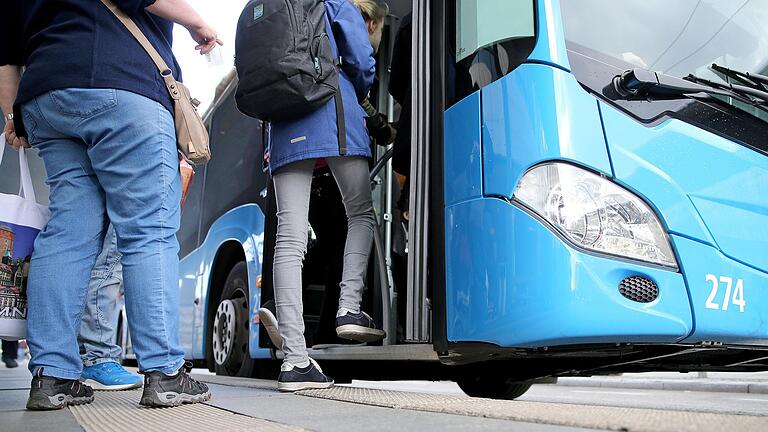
left=159, top=0, right=768, bottom=399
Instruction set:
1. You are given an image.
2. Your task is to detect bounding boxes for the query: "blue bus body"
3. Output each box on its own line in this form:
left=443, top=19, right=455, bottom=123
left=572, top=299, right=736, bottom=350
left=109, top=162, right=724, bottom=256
left=443, top=0, right=768, bottom=349
left=176, top=0, right=768, bottom=384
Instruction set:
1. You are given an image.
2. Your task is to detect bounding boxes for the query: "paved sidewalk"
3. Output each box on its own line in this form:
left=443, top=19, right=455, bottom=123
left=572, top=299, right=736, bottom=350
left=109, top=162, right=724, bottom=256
left=3, top=361, right=766, bottom=432
left=556, top=372, right=768, bottom=394
left=0, top=363, right=584, bottom=432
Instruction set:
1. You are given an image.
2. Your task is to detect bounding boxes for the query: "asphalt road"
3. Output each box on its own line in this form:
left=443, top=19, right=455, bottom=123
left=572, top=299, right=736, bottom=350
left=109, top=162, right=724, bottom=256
left=347, top=380, right=768, bottom=416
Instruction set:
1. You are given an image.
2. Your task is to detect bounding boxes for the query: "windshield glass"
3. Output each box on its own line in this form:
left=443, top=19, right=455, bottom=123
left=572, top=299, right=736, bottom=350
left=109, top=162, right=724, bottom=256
left=561, top=0, right=768, bottom=120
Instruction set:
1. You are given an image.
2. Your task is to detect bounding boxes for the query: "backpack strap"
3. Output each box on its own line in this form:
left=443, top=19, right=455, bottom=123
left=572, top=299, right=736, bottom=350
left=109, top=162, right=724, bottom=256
left=333, top=92, right=347, bottom=155
left=325, top=10, right=347, bottom=156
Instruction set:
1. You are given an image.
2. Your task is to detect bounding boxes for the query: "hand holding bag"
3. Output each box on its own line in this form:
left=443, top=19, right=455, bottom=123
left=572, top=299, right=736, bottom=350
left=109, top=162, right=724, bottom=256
left=100, top=0, right=211, bottom=165
left=0, top=139, right=50, bottom=340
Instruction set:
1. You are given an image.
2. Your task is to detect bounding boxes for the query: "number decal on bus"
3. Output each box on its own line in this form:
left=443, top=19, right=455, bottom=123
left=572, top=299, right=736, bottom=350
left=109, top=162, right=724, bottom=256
left=705, top=274, right=745, bottom=312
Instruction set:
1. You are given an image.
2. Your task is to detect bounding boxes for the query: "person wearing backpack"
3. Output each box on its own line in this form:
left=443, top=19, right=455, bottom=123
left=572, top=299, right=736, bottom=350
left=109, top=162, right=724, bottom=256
left=0, top=0, right=219, bottom=410
left=265, top=0, right=383, bottom=392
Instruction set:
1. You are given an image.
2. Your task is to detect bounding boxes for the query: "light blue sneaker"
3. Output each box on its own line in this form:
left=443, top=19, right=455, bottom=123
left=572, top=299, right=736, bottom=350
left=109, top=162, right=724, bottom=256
left=81, top=362, right=142, bottom=391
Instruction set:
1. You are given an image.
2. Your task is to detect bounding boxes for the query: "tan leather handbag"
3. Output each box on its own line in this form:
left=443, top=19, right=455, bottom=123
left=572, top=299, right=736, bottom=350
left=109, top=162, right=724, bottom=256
left=100, top=0, right=211, bottom=164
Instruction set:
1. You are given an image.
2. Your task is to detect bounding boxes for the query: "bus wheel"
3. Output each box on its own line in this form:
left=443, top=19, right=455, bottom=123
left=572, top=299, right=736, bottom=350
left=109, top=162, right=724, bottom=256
left=456, top=375, right=533, bottom=400
left=212, top=262, right=255, bottom=377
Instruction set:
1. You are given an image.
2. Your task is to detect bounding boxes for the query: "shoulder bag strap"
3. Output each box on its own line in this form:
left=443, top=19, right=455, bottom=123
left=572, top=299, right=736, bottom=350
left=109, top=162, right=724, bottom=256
left=99, top=0, right=181, bottom=101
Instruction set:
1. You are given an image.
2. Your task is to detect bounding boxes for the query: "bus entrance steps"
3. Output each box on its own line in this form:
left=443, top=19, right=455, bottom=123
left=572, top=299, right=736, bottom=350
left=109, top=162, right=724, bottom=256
left=295, top=386, right=768, bottom=432
left=70, top=389, right=304, bottom=432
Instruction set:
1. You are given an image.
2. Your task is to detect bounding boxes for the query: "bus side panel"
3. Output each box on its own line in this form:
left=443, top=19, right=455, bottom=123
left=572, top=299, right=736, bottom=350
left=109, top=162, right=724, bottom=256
left=445, top=197, right=692, bottom=347
left=675, top=236, right=768, bottom=345
left=179, top=245, right=206, bottom=358
left=181, top=204, right=267, bottom=360
left=444, top=92, right=483, bottom=206
left=481, top=63, right=612, bottom=199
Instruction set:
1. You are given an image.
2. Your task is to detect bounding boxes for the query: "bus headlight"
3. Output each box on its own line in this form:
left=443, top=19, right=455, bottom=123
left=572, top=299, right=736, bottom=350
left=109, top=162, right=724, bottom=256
left=513, top=163, right=678, bottom=269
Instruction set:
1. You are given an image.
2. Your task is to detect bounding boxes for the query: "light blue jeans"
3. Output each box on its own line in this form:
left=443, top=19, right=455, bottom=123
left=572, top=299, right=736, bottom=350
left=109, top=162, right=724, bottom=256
left=23, top=88, right=185, bottom=379
left=79, top=225, right=123, bottom=367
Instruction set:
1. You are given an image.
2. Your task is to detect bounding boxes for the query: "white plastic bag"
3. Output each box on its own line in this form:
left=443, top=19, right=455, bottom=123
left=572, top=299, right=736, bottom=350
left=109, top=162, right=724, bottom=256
left=0, top=138, right=50, bottom=340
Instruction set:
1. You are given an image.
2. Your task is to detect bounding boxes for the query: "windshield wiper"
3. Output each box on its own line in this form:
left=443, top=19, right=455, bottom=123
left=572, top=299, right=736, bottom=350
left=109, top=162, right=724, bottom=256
left=710, top=63, right=768, bottom=91
left=685, top=73, right=768, bottom=106
left=613, top=68, right=768, bottom=114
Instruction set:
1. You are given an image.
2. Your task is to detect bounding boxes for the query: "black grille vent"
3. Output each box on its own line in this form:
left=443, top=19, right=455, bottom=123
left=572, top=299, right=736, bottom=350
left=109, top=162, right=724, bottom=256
left=619, top=276, right=658, bottom=303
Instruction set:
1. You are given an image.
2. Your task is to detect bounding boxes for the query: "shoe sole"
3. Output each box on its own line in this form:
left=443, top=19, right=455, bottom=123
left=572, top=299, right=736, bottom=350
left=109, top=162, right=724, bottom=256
left=139, top=390, right=212, bottom=408
left=26, top=393, right=94, bottom=410
left=82, top=379, right=142, bottom=391
left=278, top=380, right=335, bottom=392
left=336, top=325, right=386, bottom=342
left=258, top=307, right=282, bottom=348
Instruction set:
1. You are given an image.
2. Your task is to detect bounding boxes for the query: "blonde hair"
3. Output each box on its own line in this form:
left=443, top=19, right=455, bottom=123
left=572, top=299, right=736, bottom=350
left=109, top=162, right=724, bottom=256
left=352, top=0, right=389, bottom=26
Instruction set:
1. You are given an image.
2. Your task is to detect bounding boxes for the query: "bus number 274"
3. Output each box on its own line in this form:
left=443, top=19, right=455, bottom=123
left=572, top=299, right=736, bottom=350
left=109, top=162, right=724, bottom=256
left=705, top=275, right=745, bottom=313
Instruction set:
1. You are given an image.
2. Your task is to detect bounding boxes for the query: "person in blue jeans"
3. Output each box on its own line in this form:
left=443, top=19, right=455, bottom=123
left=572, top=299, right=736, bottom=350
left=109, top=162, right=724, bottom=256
left=78, top=225, right=142, bottom=391
left=0, top=0, right=221, bottom=410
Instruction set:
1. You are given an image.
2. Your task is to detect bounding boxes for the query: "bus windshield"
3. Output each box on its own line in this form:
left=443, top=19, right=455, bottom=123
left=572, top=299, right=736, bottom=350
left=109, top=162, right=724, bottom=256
left=561, top=0, right=768, bottom=121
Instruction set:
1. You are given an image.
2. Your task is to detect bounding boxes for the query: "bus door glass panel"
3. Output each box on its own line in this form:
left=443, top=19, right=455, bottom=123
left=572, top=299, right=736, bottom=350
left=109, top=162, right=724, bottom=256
left=448, top=0, right=536, bottom=106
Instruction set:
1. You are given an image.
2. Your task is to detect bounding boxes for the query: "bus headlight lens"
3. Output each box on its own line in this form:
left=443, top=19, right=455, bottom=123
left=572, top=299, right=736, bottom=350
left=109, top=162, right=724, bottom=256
left=514, top=163, right=677, bottom=269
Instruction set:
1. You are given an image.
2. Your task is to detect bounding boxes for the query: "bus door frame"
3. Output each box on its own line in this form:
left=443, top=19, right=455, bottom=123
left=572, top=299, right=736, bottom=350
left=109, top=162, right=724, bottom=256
left=406, top=0, right=448, bottom=349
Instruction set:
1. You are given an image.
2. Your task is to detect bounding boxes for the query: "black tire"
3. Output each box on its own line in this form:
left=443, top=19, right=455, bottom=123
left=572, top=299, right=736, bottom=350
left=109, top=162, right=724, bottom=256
left=456, top=374, right=533, bottom=400
left=212, top=262, right=256, bottom=377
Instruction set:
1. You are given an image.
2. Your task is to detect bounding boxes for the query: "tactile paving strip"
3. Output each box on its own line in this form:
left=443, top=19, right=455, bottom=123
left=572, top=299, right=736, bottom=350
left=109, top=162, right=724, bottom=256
left=297, top=386, right=768, bottom=432
left=70, top=390, right=303, bottom=432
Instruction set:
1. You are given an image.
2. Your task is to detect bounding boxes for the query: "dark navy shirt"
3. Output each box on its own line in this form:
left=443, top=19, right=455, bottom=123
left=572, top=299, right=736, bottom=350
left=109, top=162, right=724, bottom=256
left=0, top=0, right=181, bottom=116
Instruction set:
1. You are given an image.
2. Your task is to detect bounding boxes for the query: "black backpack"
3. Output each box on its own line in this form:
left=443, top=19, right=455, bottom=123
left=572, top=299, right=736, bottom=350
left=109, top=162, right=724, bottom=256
left=235, top=0, right=346, bottom=153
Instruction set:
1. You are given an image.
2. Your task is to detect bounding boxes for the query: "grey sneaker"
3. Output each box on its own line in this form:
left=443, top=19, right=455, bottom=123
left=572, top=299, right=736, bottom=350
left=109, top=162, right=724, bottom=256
left=139, top=362, right=211, bottom=407
left=26, top=369, right=94, bottom=410
left=335, top=310, right=386, bottom=342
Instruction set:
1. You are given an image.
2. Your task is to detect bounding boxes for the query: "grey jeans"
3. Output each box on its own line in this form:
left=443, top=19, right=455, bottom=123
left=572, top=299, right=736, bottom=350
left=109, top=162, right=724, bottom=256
left=273, top=157, right=375, bottom=366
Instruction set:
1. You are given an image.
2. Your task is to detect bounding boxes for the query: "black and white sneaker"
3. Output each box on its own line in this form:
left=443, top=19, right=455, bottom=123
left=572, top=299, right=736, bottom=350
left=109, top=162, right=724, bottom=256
left=139, top=361, right=211, bottom=407
left=278, top=358, right=334, bottom=392
left=258, top=299, right=282, bottom=349
left=26, top=369, right=94, bottom=410
left=336, top=310, right=386, bottom=342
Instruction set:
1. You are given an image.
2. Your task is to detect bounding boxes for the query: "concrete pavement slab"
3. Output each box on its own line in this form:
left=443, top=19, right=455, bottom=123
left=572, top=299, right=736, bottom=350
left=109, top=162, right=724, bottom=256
left=557, top=376, right=768, bottom=394
left=0, top=389, right=84, bottom=432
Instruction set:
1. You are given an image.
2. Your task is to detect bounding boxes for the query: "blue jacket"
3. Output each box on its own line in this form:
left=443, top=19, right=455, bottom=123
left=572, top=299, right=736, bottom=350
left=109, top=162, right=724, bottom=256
left=268, top=0, right=376, bottom=174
